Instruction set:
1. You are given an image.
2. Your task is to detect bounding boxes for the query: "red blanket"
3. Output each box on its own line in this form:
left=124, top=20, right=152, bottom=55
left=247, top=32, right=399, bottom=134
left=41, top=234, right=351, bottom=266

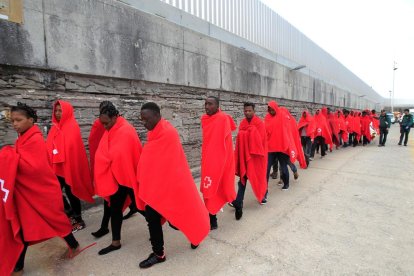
left=46, top=100, right=94, bottom=203
left=265, top=102, right=306, bottom=168
left=353, top=112, right=362, bottom=141
left=336, top=111, right=349, bottom=143
left=88, top=119, right=106, bottom=183
left=1, top=126, right=72, bottom=275
left=135, top=119, right=210, bottom=245
left=297, top=111, right=315, bottom=139
left=327, top=112, right=340, bottom=147
left=313, top=112, right=333, bottom=145
left=0, top=146, right=22, bottom=276
left=344, top=114, right=354, bottom=133
left=200, top=110, right=236, bottom=215
left=94, top=116, right=142, bottom=197
left=360, top=115, right=372, bottom=142
left=234, top=115, right=267, bottom=203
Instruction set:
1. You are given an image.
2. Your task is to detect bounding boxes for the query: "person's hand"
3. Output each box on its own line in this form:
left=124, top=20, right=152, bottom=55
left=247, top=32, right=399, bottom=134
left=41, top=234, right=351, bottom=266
left=386, top=128, right=389, bottom=131
left=406, top=126, right=409, bottom=130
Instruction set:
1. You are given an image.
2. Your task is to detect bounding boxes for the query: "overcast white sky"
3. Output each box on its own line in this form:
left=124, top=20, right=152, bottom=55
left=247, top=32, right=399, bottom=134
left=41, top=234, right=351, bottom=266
left=260, top=0, right=414, bottom=100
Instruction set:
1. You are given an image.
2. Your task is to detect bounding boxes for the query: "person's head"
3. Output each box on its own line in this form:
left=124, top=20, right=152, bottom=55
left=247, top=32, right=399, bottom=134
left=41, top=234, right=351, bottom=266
left=10, top=102, right=38, bottom=135
left=99, top=101, right=112, bottom=113
left=327, top=107, right=331, bottom=114
left=371, top=110, right=376, bottom=115
left=243, top=102, right=255, bottom=120
left=381, top=109, right=386, bottom=115
left=302, top=111, right=307, bottom=118
left=362, top=111, right=367, bottom=116
left=343, top=109, right=349, bottom=116
left=54, top=103, right=62, bottom=122
left=315, top=109, right=320, bottom=115
left=205, top=96, right=219, bottom=116
left=140, top=102, right=161, bottom=131
left=99, top=102, right=119, bottom=130
left=404, top=109, right=409, bottom=115
left=267, top=101, right=278, bottom=116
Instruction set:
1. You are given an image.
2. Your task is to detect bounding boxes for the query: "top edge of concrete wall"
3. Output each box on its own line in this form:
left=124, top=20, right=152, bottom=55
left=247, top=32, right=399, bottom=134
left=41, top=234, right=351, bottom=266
left=0, top=0, right=382, bottom=109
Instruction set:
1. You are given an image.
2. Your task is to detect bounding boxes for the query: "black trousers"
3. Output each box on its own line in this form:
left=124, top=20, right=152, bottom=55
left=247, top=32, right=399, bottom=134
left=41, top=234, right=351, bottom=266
left=14, top=233, right=78, bottom=272
left=311, top=136, right=326, bottom=157
left=233, top=177, right=248, bottom=209
left=301, top=136, right=312, bottom=157
left=145, top=205, right=164, bottom=256
left=379, top=127, right=388, bottom=145
left=100, top=187, right=138, bottom=229
left=348, top=133, right=354, bottom=145
left=109, top=185, right=131, bottom=241
left=362, top=136, right=370, bottom=145
left=399, top=127, right=410, bottom=145
left=58, top=176, right=82, bottom=219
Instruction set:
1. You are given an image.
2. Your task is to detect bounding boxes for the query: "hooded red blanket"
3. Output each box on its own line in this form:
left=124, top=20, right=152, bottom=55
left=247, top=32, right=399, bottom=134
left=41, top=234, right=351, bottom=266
left=265, top=102, right=307, bottom=168
left=234, top=115, right=267, bottom=203
left=327, top=112, right=340, bottom=148
left=1, top=126, right=72, bottom=275
left=94, top=116, right=142, bottom=197
left=360, top=115, right=372, bottom=142
left=353, top=112, right=362, bottom=141
left=46, top=100, right=94, bottom=203
left=298, top=110, right=315, bottom=139
left=88, top=119, right=106, bottom=183
left=135, top=119, right=210, bottom=245
left=313, top=112, right=333, bottom=145
left=200, top=110, right=236, bottom=215
left=336, top=111, right=349, bottom=143
left=344, top=113, right=354, bottom=133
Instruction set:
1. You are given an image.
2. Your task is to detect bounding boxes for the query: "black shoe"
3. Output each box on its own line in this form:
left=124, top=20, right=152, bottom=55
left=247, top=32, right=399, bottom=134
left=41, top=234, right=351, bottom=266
left=235, top=207, right=243, bottom=220
left=91, top=228, right=109, bottom=238
left=260, top=198, right=267, bottom=205
left=210, top=222, right=218, bottom=230
left=98, top=244, right=121, bottom=255
left=282, top=185, right=289, bottom=191
left=398, top=143, right=402, bottom=145
left=123, top=208, right=138, bottom=220
left=139, top=253, right=166, bottom=269
left=404, top=144, right=407, bottom=146
left=191, top=244, right=199, bottom=249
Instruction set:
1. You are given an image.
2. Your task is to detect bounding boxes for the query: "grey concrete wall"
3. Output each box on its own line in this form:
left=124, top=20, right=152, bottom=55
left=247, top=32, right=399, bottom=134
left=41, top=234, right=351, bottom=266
left=0, top=0, right=376, bottom=110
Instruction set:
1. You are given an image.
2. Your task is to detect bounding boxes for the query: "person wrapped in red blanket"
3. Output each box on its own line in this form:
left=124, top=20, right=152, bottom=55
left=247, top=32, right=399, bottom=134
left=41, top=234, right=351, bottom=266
left=353, top=111, right=362, bottom=146
left=46, top=100, right=94, bottom=232
left=360, top=110, right=373, bottom=146
left=200, top=96, right=236, bottom=230
left=231, top=102, right=267, bottom=221
left=265, top=101, right=306, bottom=196
left=0, top=103, right=80, bottom=275
left=343, top=109, right=355, bottom=146
left=298, top=110, right=315, bottom=165
left=310, top=109, right=333, bottom=159
left=326, top=108, right=340, bottom=151
left=135, top=102, right=210, bottom=269
left=336, top=110, right=349, bottom=147
left=88, top=101, right=139, bottom=239
left=94, top=102, right=142, bottom=255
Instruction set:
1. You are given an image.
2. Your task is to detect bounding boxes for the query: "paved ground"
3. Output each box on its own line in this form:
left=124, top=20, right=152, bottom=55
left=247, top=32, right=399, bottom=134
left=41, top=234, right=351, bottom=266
left=24, top=128, right=414, bottom=275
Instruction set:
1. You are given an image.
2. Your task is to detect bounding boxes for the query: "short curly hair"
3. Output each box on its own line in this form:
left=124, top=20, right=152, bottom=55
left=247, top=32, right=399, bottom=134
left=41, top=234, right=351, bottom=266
left=11, top=102, right=38, bottom=122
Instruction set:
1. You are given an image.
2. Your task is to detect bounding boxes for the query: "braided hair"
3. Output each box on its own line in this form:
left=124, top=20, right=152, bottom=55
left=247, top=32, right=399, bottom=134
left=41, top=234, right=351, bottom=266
left=99, top=102, right=119, bottom=118
left=11, top=102, right=38, bottom=122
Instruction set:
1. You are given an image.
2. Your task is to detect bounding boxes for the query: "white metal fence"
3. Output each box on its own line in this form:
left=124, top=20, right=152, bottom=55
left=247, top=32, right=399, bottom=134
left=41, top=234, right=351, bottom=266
left=159, top=0, right=382, bottom=102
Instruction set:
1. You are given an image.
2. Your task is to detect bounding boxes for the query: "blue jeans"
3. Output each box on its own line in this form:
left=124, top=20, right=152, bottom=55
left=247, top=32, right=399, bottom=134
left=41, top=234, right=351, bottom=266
left=266, top=152, right=290, bottom=197
left=233, top=177, right=247, bottom=209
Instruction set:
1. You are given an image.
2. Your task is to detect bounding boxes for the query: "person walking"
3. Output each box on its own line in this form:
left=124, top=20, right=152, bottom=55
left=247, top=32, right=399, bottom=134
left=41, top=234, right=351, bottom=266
left=398, top=109, right=414, bottom=146
left=378, top=110, right=391, bottom=147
